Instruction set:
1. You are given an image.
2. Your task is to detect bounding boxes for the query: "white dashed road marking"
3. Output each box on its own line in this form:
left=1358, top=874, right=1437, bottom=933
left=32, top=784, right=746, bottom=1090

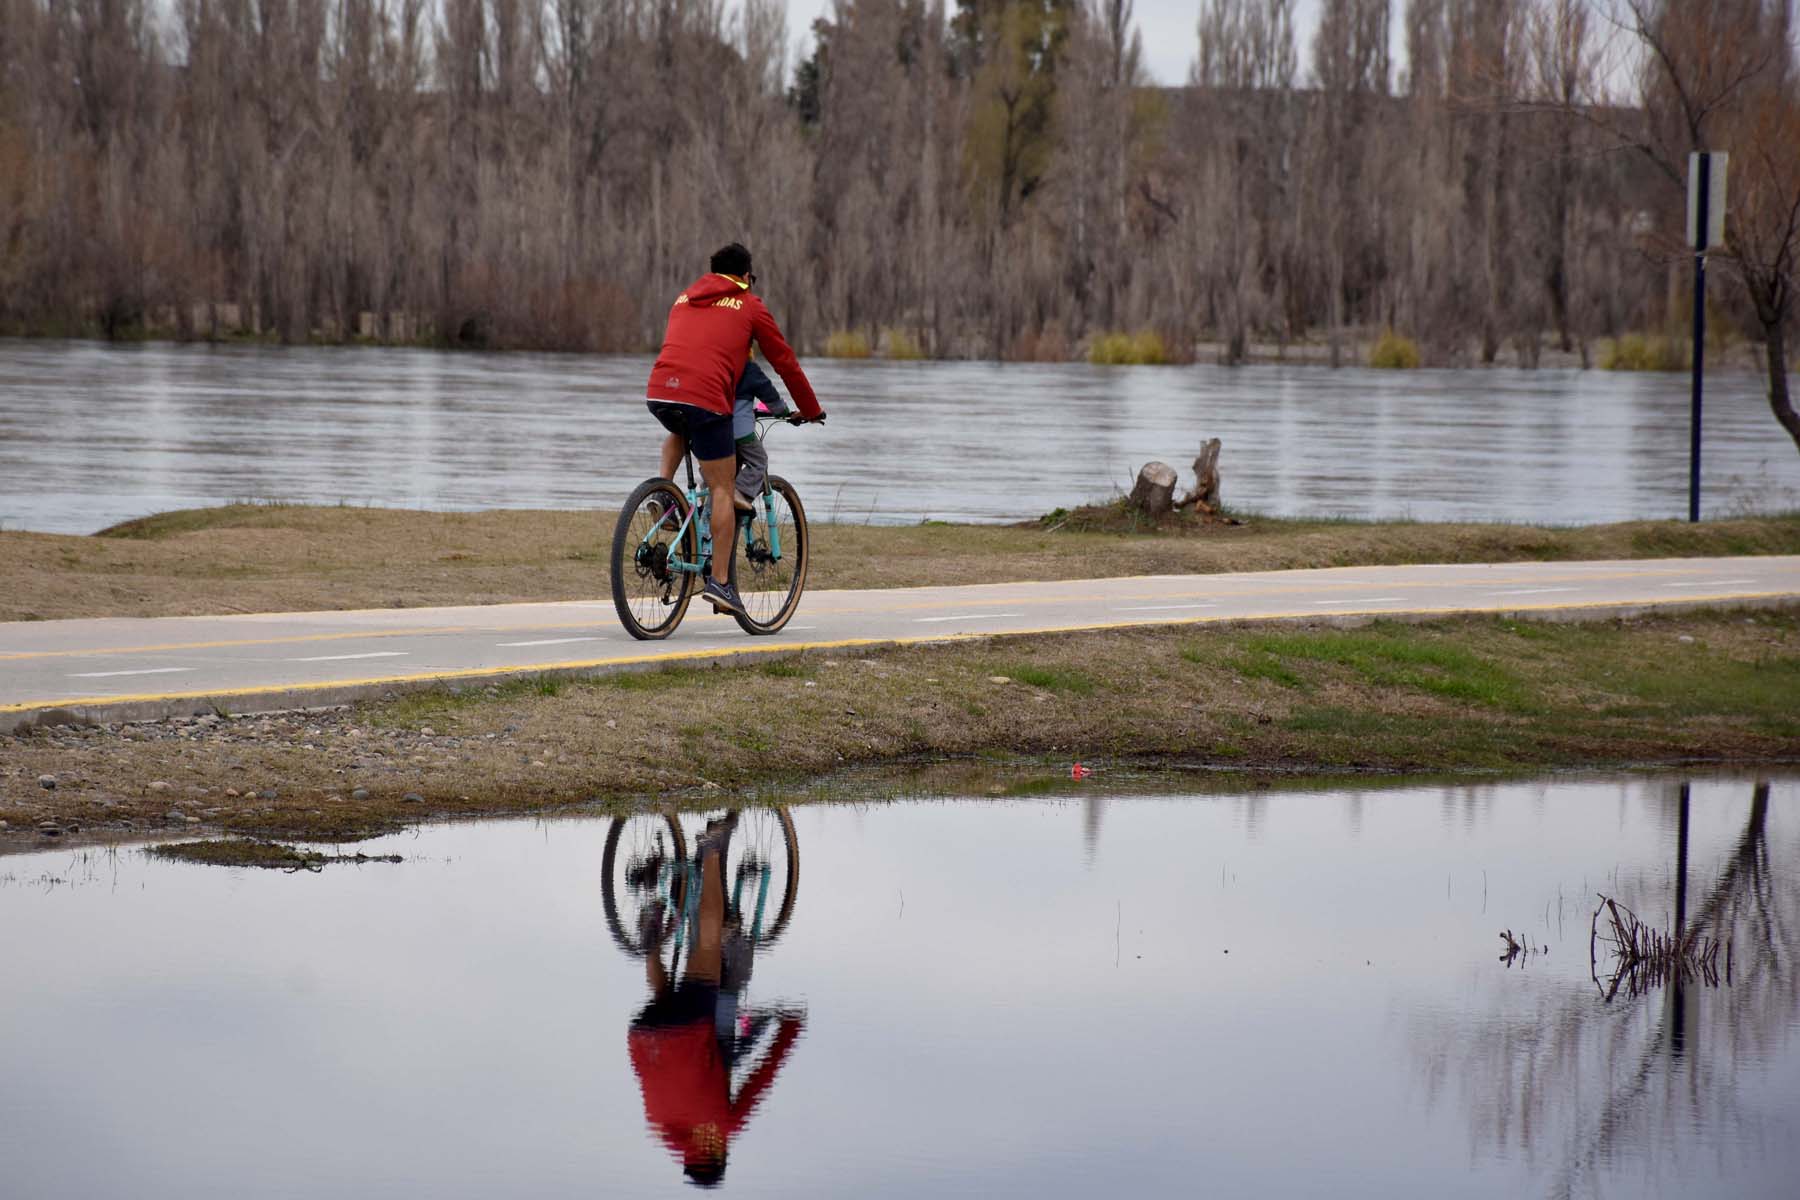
left=289, top=651, right=411, bottom=662
left=496, top=637, right=605, bottom=647
left=68, top=667, right=196, bottom=679
left=1115, top=603, right=1221, bottom=612
left=914, top=613, right=1024, bottom=623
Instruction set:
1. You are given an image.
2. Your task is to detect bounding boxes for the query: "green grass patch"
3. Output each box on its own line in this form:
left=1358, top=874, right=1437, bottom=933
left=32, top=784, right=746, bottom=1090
left=1591, top=648, right=1800, bottom=727
left=728, top=726, right=776, bottom=752
left=376, top=674, right=568, bottom=726
left=605, top=665, right=713, bottom=692
left=1001, top=664, right=1099, bottom=695
left=96, top=502, right=305, bottom=539
left=1242, top=625, right=1539, bottom=712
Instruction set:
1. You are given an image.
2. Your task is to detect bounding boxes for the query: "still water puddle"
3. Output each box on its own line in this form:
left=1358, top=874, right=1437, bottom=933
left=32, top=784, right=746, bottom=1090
left=1, top=774, right=1795, bottom=1197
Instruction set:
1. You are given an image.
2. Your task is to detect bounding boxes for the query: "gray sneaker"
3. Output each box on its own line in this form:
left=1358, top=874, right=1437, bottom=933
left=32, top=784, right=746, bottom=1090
left=702, top=577, right=745, bottom=615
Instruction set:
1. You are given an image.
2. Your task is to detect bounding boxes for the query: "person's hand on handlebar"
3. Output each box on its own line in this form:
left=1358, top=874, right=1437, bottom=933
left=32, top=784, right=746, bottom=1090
left=785, top=411, right=826, bottom=425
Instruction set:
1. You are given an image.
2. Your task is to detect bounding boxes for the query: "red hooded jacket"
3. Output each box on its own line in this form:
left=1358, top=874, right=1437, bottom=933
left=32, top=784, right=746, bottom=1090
left=645, top=273, right=822, bottom=420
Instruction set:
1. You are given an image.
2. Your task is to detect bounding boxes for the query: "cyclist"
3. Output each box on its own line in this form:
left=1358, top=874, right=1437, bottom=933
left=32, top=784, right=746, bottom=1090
left=645, top=242, right=825, bottom=617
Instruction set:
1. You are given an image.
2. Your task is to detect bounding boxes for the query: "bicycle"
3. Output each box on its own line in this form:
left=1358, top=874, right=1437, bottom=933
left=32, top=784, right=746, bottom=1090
left=600, top=805, right=801, bottom=963
left=610, top=411, right=811, bottom=639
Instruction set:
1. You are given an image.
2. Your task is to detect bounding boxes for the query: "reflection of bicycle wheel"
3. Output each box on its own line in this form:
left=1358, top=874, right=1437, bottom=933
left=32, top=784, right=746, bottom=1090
left=601, top=813, right=688, bottom=957
left=720, top=806, right=800, bottom=947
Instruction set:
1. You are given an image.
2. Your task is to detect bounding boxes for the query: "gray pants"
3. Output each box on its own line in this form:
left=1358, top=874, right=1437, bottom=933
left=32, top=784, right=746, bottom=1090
left=735, top=436, right=768, bottom=502
left=732, top=360, right=784, bottom=501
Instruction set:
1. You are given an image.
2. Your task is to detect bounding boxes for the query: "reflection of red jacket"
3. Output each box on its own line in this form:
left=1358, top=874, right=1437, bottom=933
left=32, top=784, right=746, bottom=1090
left=628, top=1016, right=804, bottom=1166
left=645, top=273, right=822, bottom=419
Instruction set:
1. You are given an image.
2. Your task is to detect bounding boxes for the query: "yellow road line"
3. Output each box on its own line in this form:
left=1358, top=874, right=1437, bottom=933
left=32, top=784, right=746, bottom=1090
left=1, top=589, right=1787, bottom=716
left=0, top=620, right=610, bottom=662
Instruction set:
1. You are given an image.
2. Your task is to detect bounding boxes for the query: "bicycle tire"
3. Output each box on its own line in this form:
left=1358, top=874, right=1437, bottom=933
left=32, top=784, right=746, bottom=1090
left=601, top=813, right=689, bottom=957
left=730, top=476, right=809, bottom=635
left=611, top=477, right=698, bottom=640
left=719, top=805, right=800, bottom=947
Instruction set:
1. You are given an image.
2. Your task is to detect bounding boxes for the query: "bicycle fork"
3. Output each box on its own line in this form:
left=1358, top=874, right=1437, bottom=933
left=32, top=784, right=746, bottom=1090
left=670, top=856, right=776, bottom=948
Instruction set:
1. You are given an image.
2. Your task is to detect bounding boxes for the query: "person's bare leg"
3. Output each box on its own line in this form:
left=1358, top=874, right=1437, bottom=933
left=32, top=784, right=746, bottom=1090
left=698, top=454, right=738, bottom=586
left=682, top=847, right=725, bottom=987
left=659, top=433, right=685, bottom=483
left=646, top=942, right=670, bottom=995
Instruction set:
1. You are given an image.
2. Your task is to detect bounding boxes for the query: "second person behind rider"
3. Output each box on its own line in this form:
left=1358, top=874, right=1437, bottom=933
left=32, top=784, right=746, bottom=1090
left=645, top=242, right=825, bottom=617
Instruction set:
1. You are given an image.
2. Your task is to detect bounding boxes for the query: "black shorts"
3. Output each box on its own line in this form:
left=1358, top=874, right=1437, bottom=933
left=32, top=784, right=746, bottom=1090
left=633, top=980, right=720, bottom=1030
left=647, top=400, right=735, bottom=463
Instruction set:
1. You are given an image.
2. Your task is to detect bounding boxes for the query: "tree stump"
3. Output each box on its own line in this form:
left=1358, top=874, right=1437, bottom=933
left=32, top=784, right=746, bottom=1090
left=1176, top=437, right=1234, bottom=521
left=1128, top=461, right=1178, bottom=518
left=1191, top=438, right=1221, bottom=511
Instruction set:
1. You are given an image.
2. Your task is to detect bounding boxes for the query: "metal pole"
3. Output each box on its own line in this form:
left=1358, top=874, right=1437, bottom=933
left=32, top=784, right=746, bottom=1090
left=1689, top=153, right=1709, bottom=523
left=1670, top=782, right=1691, bottom=1059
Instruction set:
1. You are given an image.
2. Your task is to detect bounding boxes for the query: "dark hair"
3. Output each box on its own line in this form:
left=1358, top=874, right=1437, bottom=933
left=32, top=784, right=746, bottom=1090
left=709, top=242, right=753, bottom=278
left=683, top=1157, right=727, bottom=1188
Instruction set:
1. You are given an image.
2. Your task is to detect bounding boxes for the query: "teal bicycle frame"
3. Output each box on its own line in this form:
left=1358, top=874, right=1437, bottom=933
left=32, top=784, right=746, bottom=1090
left=653, top=850, right=779, bottom=961
left=637, top=416, right=788, bottom=575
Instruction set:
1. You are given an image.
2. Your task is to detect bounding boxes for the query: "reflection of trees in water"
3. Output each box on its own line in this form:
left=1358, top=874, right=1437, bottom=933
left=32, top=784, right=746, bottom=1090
left=1410, top=783, right=1798, bottom=1198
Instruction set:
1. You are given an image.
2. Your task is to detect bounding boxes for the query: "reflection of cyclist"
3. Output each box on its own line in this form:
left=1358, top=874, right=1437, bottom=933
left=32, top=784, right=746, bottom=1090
left=627, top=819, right=804, bottom=1187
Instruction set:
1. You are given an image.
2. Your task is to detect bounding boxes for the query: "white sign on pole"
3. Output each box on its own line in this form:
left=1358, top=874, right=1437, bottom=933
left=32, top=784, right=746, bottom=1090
left=1687, top=151, right=1728, bottom=250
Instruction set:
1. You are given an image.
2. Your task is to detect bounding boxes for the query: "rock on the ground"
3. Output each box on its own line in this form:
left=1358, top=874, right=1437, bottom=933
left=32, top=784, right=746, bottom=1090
left=402, top=792, right=424, bottom=804
left=351, top=788, right=370, bottom=801
left=147, top=781, right=172, bottom=793
left=37, top=774, right=56, bottom=790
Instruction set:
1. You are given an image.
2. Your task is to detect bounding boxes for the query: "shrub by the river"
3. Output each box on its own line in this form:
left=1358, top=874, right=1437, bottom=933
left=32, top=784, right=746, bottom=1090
left=883, top=328, right=925, bottom=360
left=1090, top=330, right=1170, bottom=365
left=1368, top=329, right=1422, bottom=369
left=823, top=329, right=872, bottom=359
left=1601, top=332, right=1687, bottom=371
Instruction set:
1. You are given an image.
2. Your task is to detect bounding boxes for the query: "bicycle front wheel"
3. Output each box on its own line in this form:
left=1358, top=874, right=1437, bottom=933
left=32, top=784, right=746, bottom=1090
left=611, top=477, right=698, bottom=640
left=730, top=475, right=809, bottom=635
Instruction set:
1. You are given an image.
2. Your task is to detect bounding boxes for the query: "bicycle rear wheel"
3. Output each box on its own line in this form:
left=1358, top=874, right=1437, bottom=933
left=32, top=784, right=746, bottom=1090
left=721, top=806, right=800, bottom=946
left=601, top=813, right=689, bottom=957
left=730, top=475, right=808, bottom=635
left=611, top=478, right=698, bottom=640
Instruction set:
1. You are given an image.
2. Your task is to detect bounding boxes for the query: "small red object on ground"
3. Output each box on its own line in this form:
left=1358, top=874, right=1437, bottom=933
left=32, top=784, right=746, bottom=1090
left=1070, top=763, right=1092, bottom=780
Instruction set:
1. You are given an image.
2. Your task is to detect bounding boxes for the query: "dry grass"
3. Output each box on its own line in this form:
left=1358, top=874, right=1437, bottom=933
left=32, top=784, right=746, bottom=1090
left=2, top=504, right=1797, bottom=622
left=3, top=609, right=1795, bottom=846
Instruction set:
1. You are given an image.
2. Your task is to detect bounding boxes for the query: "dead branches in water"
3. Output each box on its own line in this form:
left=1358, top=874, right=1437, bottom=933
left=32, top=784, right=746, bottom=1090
left=1499, top=929, right=1545, bottom=967
left=1589, top=895, right=1730, bottom=1001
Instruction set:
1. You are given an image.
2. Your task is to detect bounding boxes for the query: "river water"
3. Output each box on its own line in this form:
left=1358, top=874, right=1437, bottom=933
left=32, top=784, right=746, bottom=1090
left=2, top=340, right=1796, bottom=534
left=1, top=772, right=1794, bottom=1198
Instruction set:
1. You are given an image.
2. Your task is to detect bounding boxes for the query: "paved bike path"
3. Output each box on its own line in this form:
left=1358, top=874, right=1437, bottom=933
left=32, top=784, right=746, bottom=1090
left=3, top=555, right=1796, bottom=724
